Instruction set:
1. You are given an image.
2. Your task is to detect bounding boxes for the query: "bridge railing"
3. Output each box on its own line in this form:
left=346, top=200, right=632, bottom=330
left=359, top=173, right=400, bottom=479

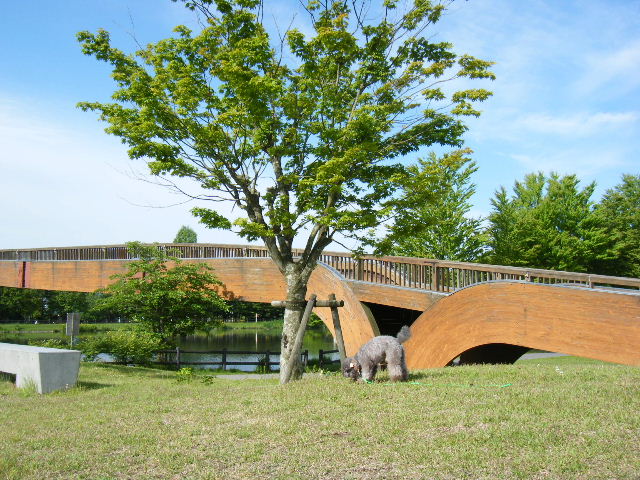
left=1, top=243, right=639, bottom=292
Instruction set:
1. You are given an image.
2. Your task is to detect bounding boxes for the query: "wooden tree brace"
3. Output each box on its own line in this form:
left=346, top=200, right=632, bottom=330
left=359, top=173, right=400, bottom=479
left=270, top=295, right=347, bottom=365
left=270, top=299, right=344, bottom=308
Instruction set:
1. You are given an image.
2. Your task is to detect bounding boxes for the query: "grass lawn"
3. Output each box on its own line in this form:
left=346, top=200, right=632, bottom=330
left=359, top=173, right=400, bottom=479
left=1, top=357, right=638, bottom=480
left=0, top=322, right=132, bottom=334
left=0, top=320, right=306, bottom=337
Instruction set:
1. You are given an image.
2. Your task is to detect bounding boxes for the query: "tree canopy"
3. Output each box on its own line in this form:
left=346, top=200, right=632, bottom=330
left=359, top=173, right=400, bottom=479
left=174, top=225, right=198, bottom=243
left=94, top=242, right=228, bottom=341
left=484, top=172, right=617, bottom=272
left=78, top=0, right=494, bottom=382
left=374, top=149, right=486, bottom=261
left=592, top=174, right=640, bottom=277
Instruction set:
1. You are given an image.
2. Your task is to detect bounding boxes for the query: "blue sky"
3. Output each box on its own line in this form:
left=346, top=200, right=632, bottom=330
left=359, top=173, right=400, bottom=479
left=1, top=0, right=638, bottom=250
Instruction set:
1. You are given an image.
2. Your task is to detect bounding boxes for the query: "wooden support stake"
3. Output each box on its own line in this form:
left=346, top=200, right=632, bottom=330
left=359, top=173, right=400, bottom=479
left=328, top=293, right=346, bottom=364
left=280, top=294, right=317, bottom=382
left=271, top=299, right=343, bottom=308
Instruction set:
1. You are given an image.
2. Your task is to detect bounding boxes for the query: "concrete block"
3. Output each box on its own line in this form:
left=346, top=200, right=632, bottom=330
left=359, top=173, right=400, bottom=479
left=0, top=343, right=81, bottom=394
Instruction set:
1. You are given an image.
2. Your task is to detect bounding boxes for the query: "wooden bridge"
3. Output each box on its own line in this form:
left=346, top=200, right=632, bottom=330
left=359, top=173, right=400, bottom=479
left=1, top=244, right=639, bottom=368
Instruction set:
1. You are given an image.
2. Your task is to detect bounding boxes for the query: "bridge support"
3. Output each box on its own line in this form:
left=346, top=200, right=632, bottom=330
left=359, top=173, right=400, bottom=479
left=405, top=282, right=640, bottom=369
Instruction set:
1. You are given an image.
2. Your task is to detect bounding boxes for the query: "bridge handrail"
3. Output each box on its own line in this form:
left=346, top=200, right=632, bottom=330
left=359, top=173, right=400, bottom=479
left=1, top=243, right=638, bottom=292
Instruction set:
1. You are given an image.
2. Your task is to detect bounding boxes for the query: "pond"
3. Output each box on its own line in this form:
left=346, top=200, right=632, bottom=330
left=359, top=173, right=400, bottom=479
left=173, top=327, right=339, bottom=371
left=0, top=322, right=341, bottom=372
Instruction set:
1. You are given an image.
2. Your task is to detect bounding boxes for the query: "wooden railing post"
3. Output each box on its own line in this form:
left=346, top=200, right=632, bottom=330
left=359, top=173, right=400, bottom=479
left=222, top=348, right=227, bottom=370
left=176, top=346, right=181, bottom=369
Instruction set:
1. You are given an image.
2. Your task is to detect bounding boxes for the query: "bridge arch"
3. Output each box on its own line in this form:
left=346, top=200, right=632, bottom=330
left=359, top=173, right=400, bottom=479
left=404, top=281, right=640, bottom=369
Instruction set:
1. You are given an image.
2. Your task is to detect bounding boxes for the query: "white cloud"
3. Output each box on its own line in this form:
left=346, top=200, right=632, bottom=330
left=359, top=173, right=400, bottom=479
left=0, top=94, right=244, bottom=250
left=517, top=111, right=639, bottom=137
left=576, top=40, right=640, bottom=96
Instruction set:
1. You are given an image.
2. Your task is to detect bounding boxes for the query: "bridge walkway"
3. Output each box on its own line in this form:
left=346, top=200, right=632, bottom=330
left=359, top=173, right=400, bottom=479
left=1, top=244, right=639, bottom=367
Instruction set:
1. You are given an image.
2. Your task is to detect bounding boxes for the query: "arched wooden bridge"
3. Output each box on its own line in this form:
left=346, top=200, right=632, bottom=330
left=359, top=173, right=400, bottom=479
left=1, top=244, right=639, bottom=368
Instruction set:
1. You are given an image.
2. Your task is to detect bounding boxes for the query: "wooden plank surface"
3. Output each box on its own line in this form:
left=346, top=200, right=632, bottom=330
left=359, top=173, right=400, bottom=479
left=405, top=282, right=640, bottom=368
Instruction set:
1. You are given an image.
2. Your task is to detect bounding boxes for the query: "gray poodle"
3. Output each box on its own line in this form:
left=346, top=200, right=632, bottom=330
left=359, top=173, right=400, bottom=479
left=343, top=326, right=411, bottom=382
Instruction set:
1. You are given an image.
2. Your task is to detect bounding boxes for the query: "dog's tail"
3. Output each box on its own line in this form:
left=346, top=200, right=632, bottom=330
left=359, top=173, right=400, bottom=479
left=396, top=325, right=412, bottom=344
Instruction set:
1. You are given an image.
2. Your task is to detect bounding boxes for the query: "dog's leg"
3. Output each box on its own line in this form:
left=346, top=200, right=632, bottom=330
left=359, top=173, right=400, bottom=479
left=361, top=363, right=377, bottom=382
left=388, top=349, right=408, bottom=382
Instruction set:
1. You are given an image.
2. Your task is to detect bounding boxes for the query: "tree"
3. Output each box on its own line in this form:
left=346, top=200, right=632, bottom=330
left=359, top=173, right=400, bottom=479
left=47, top=291, right=90, bottom=319
left=174, top=225, right=198, bottom=243
left=592, top=174, right=640, bottom=277
left=374, top=149, right=486, bottom=261
left=77, top=0, right=494, bottom=383
left=94, top=242, right=228, bottom=341
left=484, top=172, right=616, bottom=272
left=0, top=287, right=45, bottom=322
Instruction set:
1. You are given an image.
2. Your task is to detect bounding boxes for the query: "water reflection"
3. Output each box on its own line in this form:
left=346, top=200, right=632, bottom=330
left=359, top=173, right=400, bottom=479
left=174, top=328, right=339, bottom=371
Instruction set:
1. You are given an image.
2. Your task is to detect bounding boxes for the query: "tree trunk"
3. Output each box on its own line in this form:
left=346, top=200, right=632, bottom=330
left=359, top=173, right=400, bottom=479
left=279, top=267, right=309, bottom=384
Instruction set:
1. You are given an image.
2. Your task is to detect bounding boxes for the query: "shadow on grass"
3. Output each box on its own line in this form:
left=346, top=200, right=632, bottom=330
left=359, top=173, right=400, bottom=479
left=76, top=381, right=113, bottom=391
left=83, top=362, right=173, bottom=379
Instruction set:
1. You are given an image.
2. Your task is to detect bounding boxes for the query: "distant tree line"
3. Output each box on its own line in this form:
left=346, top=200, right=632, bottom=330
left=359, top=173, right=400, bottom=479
left=0, top=289, right=118, bottom=324
left=375, top=150, right=639, bottom=278
left=0, top=287, right=284, bottom=325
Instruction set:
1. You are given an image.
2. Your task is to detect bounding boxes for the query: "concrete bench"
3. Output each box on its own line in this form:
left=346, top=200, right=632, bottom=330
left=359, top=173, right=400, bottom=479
left=0, top=343, right=81, bottom=394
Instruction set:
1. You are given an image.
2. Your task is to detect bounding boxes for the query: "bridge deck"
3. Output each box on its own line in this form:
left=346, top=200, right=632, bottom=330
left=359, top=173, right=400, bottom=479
left=1, top=244, right=638, bottom=367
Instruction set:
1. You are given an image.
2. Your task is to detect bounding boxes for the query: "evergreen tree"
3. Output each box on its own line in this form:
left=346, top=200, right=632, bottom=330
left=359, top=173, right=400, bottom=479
left=592, top=174, right=640, bottom=277
left=485, top=172, right=616, bottom=272
left=375, top=149, right=486, bottom=261
left=174, top=225, right=198, bottom=243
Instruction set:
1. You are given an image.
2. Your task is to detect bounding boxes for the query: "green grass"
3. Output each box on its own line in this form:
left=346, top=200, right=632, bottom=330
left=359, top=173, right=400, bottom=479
left=0, top=322, right=133, bottom=346
left=208, top=318, right=288, bottom=334
left=1, top=359, right=638, bottom=479
left=0, top=322, right=131, bottom=334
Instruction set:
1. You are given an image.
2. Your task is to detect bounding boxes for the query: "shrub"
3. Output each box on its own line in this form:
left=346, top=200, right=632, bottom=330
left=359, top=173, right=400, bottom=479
left=79, top=330, right=165, bottom=365
left=28, top=338, right=70, bottom=349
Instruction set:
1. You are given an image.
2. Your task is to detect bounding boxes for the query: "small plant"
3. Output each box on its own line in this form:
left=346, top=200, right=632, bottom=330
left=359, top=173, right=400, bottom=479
left=200, top=375, right=216, bottom=385
left=176, top=367, right=195, bottom=383
left=18, top=378, right=39, bottom=397
left=256, top=354, right=273, bottom=374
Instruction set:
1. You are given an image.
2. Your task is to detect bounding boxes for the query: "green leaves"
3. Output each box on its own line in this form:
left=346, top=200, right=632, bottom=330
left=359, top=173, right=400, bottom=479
left=173, top=225, right=198, bottom=243
left=484, top=173, right=618, bottom=273
left=191, top=207, right=233, bottom=230
left=78, top=0, right=494, bottom=274
left=374, top=149, right=486, bottom=261
left=95, top=242, right=228, bottom=342
left=592, top=174, right=640, bottom=277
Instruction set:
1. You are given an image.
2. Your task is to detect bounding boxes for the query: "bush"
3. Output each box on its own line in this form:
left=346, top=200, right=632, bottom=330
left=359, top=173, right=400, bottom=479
left=175, top=367, right=195, bottom=382
left=80, top=330, right=165, bottom=365
left=28, top=338, right=70, bottom=349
